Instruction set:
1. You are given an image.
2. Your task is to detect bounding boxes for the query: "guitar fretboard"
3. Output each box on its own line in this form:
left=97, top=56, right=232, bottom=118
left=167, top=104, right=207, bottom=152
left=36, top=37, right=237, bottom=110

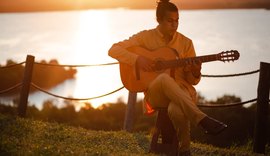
left=155, top=54, right=218, bottom=70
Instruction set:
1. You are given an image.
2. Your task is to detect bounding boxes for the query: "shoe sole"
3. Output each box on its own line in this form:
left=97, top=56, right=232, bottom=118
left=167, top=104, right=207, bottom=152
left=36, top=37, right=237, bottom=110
left=205, top=124, right=228, bottom=135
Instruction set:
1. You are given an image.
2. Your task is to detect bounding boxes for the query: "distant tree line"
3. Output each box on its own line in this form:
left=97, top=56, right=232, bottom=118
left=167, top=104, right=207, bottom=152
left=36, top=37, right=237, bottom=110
left=0, top=59, right=77, bottom=95
left=0, top=94, right=269, bottom=148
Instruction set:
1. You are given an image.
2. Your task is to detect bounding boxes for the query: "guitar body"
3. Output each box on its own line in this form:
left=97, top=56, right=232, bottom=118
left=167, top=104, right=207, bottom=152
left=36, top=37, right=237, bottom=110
left=120, top=46, right=178, bottom=92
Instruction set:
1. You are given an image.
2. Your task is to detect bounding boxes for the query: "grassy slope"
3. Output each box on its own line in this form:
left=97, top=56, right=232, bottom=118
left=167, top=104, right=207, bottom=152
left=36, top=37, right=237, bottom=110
left=0, top=114, right=265, bottom=156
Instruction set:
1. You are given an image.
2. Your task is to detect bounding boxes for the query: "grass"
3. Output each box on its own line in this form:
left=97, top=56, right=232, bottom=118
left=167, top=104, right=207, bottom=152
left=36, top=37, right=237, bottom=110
left=0, top=114, right=266, bottom=156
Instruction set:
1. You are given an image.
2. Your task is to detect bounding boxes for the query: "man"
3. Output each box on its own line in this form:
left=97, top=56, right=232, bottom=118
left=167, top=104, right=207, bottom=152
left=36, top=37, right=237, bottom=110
left=108, top=0, right=227, bottom=155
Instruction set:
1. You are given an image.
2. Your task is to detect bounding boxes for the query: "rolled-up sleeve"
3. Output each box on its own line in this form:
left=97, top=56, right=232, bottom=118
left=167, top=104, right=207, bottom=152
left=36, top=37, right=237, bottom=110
left=108, top=31, right=145, bottom=66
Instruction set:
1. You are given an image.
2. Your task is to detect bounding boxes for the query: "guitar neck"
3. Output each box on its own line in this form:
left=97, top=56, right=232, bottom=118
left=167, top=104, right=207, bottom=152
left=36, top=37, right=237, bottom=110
left=163, top=54, right=218, bottom=69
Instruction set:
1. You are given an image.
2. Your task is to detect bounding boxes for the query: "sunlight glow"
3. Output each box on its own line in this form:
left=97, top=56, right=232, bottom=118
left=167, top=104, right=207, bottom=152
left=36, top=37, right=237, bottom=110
left=71, top=10, right=124, bottom=109
left=73, top=10, right=111, bottom=64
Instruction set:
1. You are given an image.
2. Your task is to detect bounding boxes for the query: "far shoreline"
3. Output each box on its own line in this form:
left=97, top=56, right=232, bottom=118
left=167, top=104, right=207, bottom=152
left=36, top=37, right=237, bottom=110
left=0, top=2, right=270, bottom=13
left=0, top=6, right=270, bottom=14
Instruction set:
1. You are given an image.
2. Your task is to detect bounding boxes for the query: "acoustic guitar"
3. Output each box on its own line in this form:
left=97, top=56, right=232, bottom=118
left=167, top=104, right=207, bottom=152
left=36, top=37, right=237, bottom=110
left=120, top=46, right=240, bottom=92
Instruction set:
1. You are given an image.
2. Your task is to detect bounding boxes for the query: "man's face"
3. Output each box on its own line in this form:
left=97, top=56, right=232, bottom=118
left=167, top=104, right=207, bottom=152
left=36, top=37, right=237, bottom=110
left=159, top=11, right=179, bottom=37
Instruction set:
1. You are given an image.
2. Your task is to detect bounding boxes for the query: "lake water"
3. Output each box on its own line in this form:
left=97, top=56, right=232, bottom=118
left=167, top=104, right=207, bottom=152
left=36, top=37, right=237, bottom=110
left=0, top=9, right=270, bottom=109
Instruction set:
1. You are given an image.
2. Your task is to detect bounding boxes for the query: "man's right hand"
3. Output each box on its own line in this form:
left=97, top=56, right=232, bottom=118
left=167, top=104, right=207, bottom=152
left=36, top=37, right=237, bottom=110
left=136, top=56, right=154, bottom=72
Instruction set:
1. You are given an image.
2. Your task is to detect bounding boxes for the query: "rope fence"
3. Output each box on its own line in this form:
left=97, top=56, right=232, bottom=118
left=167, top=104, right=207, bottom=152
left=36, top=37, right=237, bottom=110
left=202, top=69, right=260, bottom=78
left=198, top=69, right=260, bottom=107
left=0, top=61, right=25, bottom=69
left=33, top=61, right=260, bottom=108
left=0, top=59, right=262, bottom=105
left=0, top=61, right=25, bottom=94
left=35, top=61, right=260, bottom=78
left=34, top=62, right=119, bottom=67
left=31, top=83, right=124, bottom=101
left=0, top=83, right=22, bottom=95
left=197, top=98, right=258, bottom=108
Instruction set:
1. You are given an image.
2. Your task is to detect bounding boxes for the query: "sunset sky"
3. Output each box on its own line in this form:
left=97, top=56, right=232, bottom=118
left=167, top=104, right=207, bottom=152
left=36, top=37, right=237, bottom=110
left=0, top=0, right=269, bottom=12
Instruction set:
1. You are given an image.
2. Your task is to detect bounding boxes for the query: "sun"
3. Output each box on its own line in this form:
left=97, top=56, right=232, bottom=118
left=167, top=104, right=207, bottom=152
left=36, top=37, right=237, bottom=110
left=70, top=10, right=124, bottom=109
left=73, top=10, right=111, bottom=64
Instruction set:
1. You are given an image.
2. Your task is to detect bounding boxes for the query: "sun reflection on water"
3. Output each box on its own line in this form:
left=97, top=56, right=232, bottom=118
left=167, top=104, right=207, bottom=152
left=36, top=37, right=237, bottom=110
left=70, top=10, right=126, bottom=109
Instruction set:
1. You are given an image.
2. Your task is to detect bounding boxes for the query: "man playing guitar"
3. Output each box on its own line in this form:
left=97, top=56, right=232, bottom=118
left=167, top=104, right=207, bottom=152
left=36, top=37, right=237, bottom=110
left=108, top=0, right=229, bottom=155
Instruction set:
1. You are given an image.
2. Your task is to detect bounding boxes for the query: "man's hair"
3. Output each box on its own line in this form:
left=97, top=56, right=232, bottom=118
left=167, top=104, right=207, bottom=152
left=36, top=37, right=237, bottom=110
left=156, top=0, right=178, bottom=23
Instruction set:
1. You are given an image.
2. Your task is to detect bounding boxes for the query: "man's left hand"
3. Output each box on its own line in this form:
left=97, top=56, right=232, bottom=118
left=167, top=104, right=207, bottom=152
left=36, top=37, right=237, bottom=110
left=183, top=60, right=202, bottom=77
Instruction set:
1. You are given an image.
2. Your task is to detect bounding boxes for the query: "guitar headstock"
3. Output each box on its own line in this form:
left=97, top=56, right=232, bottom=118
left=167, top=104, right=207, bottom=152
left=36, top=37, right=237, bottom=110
left=218, top=50, right=240, bottom=62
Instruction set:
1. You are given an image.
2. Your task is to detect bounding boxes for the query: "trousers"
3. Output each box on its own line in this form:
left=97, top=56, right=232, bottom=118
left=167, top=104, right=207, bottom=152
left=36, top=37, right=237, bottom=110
left=145, top=73, right=206, bottom=152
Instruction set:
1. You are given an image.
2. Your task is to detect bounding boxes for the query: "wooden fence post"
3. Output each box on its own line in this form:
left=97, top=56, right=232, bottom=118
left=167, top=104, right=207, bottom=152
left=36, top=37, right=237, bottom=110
left=124, top=92, right=137, bottom=132
left=253, top=62, right=270, bottom=154
left=18, top=55, right=35, bottom=117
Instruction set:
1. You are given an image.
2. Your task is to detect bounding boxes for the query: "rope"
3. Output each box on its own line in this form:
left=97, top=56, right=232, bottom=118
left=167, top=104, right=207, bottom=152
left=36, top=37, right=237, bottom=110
left=0, top=62, right=26, bottom=69
left=197, top=98, right=257, bottom=108
left=34, top=62, right=119, bottom=67
left=31, top=83, right=124, bottom=101
left=0, top=83, right=22, bottom=94
left=202, top=69, right=259, bottom=78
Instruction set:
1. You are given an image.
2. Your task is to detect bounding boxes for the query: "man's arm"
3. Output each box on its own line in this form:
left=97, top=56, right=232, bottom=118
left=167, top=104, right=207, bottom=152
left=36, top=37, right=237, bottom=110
left=108, top=41, right=139, bottom=66
left=108, top=31, right=154, bottom=71
left=108, top=31, right=146, bottom=66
